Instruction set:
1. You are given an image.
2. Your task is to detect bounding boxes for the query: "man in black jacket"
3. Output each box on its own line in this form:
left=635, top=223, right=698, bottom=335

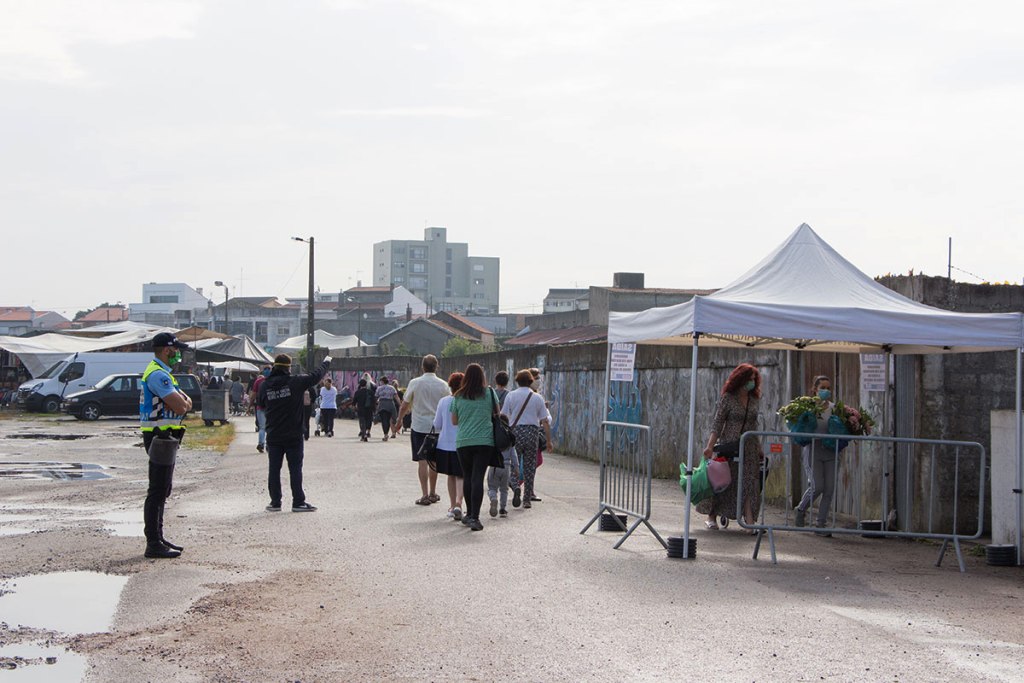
left=259, top=353, right=331, bottom=512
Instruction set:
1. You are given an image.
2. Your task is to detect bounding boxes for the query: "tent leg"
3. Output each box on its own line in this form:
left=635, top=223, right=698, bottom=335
left=1016, top=348, right=1022, bottom=566
left=682, top=334, right=701, bottom=559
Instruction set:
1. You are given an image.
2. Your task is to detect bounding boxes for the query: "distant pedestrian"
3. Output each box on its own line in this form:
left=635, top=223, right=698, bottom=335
left=229, top=375, right=244, bottom=414
left=375, top=376, right=399, bottom=440
left=395, top=355, right=451, bottom=506
left=502, top=370, right=549, bottom=510
left=319, top=377, right=338, bottom=437
left=493, top=370, right=510, bottom=408
left=354, top=379, right=373, bottom=441
left=794, top=375, right=838, bottom=534
left=259, top=353, right=331, bottom=513
left=250, top=366, right=270, bottom=453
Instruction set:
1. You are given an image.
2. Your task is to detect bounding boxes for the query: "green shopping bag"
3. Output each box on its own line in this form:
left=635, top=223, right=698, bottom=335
left=679, top=457, right=713, bottom=505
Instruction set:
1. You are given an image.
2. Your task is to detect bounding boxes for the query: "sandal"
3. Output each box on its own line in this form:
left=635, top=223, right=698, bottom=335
left=415, top=496, right=432, bottom=506
left=427, top=493, right=441, bottom=503
left=704, top=520, right=719, bottom=530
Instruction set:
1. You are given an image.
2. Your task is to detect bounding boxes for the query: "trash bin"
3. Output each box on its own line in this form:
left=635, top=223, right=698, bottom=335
left=201, top=389, right=229, bottom=426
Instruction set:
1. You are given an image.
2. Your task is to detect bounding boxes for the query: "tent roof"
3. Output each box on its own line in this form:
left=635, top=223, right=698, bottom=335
left=273, top=330, right=366, bottom=353
left=0, top=327, right=178, bottom=376
left=608, top=224, right=1024, bottom=354
left=194, top=335, right=275, bottom=365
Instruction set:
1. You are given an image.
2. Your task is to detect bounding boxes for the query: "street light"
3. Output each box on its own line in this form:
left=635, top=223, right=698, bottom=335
left=292, top=237, right=315, bottom=370
left=345, top=295, right=362, bottom=345
left=213, top=280, right=229, bottom=333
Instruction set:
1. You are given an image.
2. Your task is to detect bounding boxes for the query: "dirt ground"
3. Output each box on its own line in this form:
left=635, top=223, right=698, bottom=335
left=1, top=414, right=1023, bottom=682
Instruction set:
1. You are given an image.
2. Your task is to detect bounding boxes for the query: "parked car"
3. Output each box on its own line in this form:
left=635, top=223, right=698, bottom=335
left=17, top=352, right=153, bottom=413
left=62, top=373, right=203, bottom=421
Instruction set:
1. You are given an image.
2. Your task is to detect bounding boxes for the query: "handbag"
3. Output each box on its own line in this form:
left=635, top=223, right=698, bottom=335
left=417, top=428, right=439, bottom=469
left=712, top=398, right=749, bottom=460
left=822, top=414, right=850, bottom=451
left=706, top=456, right=732, bottom=493
left=491, top=388, right=517, bottom=451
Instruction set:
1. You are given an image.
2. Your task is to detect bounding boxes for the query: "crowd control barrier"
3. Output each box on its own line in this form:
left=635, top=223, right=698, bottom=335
left=736, top=430, right=986, bottom=573
left=581, top=421, right=667, bottom=549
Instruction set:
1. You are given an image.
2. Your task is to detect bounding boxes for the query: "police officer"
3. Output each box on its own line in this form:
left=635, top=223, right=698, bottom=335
left=141, top=332, right=193, bottom=559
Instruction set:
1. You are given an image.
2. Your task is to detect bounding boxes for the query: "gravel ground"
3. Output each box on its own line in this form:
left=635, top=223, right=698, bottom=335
left=1, top=414, right=1023, bottom=682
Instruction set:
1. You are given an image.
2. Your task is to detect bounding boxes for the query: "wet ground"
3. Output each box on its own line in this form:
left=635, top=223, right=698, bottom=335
left=1, top=413, right=1023, bottom=681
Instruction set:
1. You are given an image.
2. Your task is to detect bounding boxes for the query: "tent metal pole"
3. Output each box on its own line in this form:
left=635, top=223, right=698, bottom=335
left=682, top=333, right=701, bottom=559
left=1016, top=347, right=1022, bottom=566
left=883, top=350, right=892, bottom=531
left=785, top=350, right=793, bottom=522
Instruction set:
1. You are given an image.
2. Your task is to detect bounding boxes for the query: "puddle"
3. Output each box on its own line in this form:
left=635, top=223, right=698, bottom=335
left=0, top=641, right=86, bottom=682
left=0, top=571, right=129, bottom=634
left=4, top=434, right=93, bottom=441
left=0, top=462, right=112, bottom=481
left=92, top=509, right=143, bottom=537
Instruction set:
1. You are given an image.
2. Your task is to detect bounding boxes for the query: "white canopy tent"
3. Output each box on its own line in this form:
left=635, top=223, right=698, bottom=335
left=0, top=327, right=176, bottom=377
left=274, top=330, right=366, bottom=355
left=607, top=224, right=1024, bottom=561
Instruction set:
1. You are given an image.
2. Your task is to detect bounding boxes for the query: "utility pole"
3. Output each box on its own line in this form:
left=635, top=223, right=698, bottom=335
left=293, top=237, right=315, bottom=371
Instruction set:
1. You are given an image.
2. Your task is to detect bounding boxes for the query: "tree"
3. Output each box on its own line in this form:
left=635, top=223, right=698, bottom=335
left=441, top=337, right=491, bottom=358
left=394, top=342, right=412, bottom=356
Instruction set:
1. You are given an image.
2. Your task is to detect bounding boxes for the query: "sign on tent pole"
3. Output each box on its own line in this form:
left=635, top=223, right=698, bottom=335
left=610, top=343, right=636, bottom=382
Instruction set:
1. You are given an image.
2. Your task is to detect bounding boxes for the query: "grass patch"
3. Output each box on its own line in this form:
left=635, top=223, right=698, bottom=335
left=182, top=417, right=236, bottom=453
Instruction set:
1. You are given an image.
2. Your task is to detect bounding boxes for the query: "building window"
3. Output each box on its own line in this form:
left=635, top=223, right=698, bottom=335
left=410, top=247, right=427, bottom=259
left=445, top=277, right=452, bottom=289
left=393, top=261, right=405, bottom=269
left=473, top=265, right=484, bottom=271
left=473, top=278, right=484, bottom=285
left=255, top=322, right=268, bottom=343
left=277, top=325, right=290, bottom=336
left=409, top=277, right=427, bottom=289
left=446, top=248, right=452, bottom=260
left=411, top=263, right=426, bottom=273
left=149, top=295, right=179, bottom=304
left=445, top=262, right=452, bottom=275
left=473, top=293, right=484, bottom=299
left=394, top=276, right=405, bottom=284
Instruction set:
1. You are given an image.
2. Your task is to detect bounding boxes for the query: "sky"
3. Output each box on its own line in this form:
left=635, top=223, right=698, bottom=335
left=2, top=0, right=1023, bottom=319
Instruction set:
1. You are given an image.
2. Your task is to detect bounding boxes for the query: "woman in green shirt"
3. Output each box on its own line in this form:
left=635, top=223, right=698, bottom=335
left=450, top=363, right=496, bottom=531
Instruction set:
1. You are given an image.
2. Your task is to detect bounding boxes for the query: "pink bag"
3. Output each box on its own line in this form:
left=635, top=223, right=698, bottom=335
left=706, top=457, right=732, bottom=493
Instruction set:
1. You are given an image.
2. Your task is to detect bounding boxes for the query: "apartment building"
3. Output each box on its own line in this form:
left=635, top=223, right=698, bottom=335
left=372, top=227, right=499, bottom=315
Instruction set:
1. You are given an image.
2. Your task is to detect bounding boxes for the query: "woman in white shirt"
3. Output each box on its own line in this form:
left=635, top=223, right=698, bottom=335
left=500, top=370, right=550, bottom=510
left=318, top=378, right=338, bottom=437
left=431, top=372, right=465, bottom=518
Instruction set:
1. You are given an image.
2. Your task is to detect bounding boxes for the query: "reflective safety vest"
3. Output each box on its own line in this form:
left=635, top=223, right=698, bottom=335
left=140, top=360, right=186, bottom=432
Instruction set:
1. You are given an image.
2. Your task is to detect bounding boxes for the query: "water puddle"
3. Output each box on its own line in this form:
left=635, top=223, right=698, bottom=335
left=93, top=509, right=143, bottom=537
left=0, top=641, right=86, bottom=682
left=4, top=434, right=93, bottom=441
left=0, top=571, right=129, bottom=634
left=0, top=462, right=111, bottom=481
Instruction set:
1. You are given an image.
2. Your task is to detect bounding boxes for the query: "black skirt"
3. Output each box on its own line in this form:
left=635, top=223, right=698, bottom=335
left=434, top=448, right=464, bottom=477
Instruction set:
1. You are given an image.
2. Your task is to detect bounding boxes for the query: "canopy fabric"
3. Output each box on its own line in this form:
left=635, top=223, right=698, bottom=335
left=175, top=326, right=232, bottom=341
left=0, top=327, right=176, bottom=376
left=194, top=335, right=275, bottom=365
left=62, top=321, right=167, bottom=336
left=204, top=361, right=260, bottom=374
left=274, top=330, right=365, bottom=353
left=608, top=224, right=1024, bottom=354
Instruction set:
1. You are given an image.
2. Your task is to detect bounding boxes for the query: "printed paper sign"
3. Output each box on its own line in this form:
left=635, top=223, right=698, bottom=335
left=610, top=343, right=636, bottom=382
left=860, top=353, right=887, bottom=393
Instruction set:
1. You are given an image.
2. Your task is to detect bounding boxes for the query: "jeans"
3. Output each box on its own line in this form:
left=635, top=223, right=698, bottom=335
left=797, top=447, right=837, bottom=527
left=143, top=429, right=183, bottom=544
left=457, top=445, right=492, bottom=520
left=267, top=439, right=306, bottom=507
left=255, top=408, right=267, bottom=446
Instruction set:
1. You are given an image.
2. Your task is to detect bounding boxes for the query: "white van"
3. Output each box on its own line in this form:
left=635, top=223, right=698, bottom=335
left=16, top=352, right=154, bottom=413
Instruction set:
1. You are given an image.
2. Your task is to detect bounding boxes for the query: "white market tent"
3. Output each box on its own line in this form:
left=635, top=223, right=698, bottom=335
left=607, top=224, right=1024, bottom=561
left=274, top=330, right=366, bottom=355
left=0, top=327, right=176, bottom=377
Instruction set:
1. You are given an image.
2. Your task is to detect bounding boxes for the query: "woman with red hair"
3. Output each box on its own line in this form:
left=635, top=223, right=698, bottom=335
left=697, top=363, right=764, bottom=531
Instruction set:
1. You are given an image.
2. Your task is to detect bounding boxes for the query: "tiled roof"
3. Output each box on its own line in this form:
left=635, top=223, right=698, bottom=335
left=0, top=310, right=34, bottom=322
left=504, top=325, right=607, bottom=347
left=436, top=312, right=491, bottom=335
left=78, top=307, right=129, bottom=322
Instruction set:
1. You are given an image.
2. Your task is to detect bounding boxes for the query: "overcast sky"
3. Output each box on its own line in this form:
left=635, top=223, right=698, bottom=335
left=2, top=0, right=1022, bottom=318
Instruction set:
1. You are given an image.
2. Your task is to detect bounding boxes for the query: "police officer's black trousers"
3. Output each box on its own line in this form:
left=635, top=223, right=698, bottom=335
left=143, top=430, right=183, bottom=544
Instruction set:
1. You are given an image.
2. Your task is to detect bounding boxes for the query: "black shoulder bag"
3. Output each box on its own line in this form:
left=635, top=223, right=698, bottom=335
left=712, top=398, right=750, bottom=460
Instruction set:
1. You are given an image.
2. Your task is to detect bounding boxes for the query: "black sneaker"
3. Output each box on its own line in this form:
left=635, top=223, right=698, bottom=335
left=265, top=503, right=281, bottom=512
left=489, top=499, right=498, bottom=517
left=292, top=502, right=317, bottom=512
left=469, top=518, right=484, bottom=531
left=161, top=538, right=184, bottom=551
left=499, top=509, right=507, bottom=518
left=512, top=488, right=521, bottom=508
left=256, top=444, right=265, bottom=453
left=461, top=515, right=472, bottom=526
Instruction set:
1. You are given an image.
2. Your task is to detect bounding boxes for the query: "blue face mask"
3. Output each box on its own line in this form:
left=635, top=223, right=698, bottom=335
left=745, top=380, right=756, bottom=392
left=818, top=389, right=831, bottom=401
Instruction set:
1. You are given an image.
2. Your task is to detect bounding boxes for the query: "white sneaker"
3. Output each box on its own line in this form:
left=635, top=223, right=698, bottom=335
left=446, top=509, right=455, bottom=519
left=452, top=507, right=463, bottom=521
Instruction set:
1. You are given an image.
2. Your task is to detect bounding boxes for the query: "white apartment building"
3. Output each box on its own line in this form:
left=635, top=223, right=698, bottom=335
left=129, top=283, right=211, bottom=327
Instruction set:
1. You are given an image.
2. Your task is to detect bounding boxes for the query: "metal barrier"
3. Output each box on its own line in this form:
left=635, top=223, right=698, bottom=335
left=580, top=421, right=666, bottom=549
left=736, top=430, right=986, bottom=573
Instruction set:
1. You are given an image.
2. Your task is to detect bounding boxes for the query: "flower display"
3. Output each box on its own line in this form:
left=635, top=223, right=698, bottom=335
left=777, top=395, right=824, bottom=427
left=832, top=401, right=876, bottom=436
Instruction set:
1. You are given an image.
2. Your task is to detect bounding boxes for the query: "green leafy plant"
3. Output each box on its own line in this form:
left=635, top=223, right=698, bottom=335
left=777, top=395, right=824, bottom=427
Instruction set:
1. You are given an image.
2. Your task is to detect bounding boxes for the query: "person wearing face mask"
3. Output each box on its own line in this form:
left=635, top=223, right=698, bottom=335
left=140, top=333, right=194, bottom=559
left=699, top=363, right=764, bottom=532
left=794, top=375, right=838, bottom=534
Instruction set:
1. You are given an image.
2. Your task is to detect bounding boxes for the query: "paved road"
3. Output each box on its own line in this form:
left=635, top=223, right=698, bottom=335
left=3, top=416, right=1024, bottom=681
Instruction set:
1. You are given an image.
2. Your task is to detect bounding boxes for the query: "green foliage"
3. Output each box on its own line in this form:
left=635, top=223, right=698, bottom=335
left=440, top=338, right=496, bottom=358
left=394, top=342, right=412, bottom=356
